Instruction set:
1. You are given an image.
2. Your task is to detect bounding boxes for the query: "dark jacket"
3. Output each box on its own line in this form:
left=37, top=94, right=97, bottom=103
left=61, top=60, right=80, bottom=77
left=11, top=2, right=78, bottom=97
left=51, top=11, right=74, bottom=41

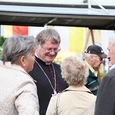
left=29, top=57, right=68, bottom=115
left=85, top=69, right=100, bottom=95
left=95, top=67, right=115, bottom=115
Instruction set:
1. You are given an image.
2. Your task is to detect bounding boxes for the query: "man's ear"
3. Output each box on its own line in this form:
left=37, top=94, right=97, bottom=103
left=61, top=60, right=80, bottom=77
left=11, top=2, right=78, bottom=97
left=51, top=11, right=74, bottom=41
left=90, top=54, right=93, bottom=61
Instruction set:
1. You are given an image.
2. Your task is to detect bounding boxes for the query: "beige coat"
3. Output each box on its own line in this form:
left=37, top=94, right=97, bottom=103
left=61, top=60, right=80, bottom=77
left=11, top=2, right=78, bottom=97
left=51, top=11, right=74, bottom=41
left=46, top=86, right=96, bottom=115
left=0, top=61, right=39, bottom=115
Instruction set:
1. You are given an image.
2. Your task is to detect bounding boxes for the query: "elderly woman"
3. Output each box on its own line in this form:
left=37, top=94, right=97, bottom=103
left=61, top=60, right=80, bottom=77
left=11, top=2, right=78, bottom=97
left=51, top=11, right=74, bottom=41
left=46, top=55, right=96, bottom=115
left=0, top=35, right=39, bottom=115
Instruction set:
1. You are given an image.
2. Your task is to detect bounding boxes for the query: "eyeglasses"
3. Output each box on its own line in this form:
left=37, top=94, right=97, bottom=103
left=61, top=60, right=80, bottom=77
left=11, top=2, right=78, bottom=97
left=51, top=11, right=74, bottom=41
left=41, top=45, right=61, bottom=53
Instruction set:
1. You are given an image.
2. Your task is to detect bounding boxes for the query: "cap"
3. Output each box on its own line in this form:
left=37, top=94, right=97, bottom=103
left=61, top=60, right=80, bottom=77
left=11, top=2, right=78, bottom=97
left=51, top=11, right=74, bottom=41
left=85, top=44, right=107, bottom=58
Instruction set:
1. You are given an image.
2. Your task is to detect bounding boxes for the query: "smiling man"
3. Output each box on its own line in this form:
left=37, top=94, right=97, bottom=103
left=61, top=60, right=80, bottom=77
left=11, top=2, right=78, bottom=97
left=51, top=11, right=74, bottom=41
left=29, top=28, right=68, bottom=115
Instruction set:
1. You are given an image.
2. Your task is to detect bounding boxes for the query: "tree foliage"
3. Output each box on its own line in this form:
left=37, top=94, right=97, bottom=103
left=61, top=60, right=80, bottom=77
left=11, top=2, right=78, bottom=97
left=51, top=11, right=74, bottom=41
left=0, top=36, right=6, bottom=46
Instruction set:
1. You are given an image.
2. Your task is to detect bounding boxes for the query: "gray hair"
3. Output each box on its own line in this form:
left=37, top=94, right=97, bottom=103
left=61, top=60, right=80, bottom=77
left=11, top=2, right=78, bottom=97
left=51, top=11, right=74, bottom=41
left=84, top=53, right=90, bottom=60
left=2, top=35, right=37, bottom=64
left=84, top=53, right=97, bottom=60
left=109, top=35, right=115, bottom=46
left=36, top=28, right=61, bottom=45
left=61, top=55, right=89, bottom=86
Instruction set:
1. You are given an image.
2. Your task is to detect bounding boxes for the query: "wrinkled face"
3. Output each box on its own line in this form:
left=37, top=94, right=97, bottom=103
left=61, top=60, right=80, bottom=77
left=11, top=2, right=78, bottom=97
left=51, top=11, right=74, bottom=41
left=107, top=41, right=115, bottom=66
left=36, top=40, right=60, bottom=63
left=91, top=54, right=103, bottom=71
left=23, top=50, right=35, bottom=73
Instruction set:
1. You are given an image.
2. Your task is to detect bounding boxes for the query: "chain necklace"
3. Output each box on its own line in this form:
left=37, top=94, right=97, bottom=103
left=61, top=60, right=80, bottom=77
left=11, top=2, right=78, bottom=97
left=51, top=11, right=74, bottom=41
left=35, top=60, right=57, bottom=94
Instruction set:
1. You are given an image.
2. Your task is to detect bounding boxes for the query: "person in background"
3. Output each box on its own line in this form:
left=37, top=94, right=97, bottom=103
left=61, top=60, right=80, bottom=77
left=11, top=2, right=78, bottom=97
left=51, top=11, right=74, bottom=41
left=95, top=36, right=115, bottom=115
left=0, top=35, right=39, bottom=115
left=46, top=55, right=96, bottom=115
left=84, top=44, right=107, bottom=95
left=29, top=28, right=68, bottom=115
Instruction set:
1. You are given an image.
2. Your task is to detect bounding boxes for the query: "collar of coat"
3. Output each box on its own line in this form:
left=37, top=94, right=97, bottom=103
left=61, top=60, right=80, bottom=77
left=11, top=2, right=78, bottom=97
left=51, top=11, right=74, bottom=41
left=63, top=86, right=92, bottom=94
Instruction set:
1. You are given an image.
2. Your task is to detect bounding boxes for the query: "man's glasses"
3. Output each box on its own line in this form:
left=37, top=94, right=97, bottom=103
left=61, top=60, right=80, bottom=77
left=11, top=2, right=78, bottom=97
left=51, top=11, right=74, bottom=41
left=41, top=45, right=61, bottom=53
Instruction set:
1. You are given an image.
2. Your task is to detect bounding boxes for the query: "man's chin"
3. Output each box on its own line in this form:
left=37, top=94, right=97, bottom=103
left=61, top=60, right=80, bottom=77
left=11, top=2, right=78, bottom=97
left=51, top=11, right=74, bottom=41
left=93, top=67, right=100, bottom=71
left=46, top=60, right=53, bottom=64
left=47, top=57, right=55, bottom=62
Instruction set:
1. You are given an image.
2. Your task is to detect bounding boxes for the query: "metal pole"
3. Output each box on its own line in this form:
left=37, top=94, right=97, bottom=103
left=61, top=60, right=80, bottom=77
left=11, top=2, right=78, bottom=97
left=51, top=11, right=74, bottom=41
left=88, top=0, right=109, bottom=13
left=88, top=0, right=91, bottom=9
left=93, top=0, right=109, bottom=13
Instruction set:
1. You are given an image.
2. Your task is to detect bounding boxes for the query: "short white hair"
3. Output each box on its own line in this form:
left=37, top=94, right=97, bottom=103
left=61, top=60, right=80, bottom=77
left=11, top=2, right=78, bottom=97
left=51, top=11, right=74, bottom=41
left=61, top=55, right=89, bottom=86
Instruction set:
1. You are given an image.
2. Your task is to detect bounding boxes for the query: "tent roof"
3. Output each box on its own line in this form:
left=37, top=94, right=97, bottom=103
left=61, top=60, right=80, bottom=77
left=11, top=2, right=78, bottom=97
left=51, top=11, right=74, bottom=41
left=0, top=2, right=115, bottom=30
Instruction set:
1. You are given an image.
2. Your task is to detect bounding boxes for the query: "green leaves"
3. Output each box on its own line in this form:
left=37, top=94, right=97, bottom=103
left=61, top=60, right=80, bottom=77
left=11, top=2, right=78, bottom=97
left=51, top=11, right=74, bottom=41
left=0, top=36, right=6, bottom=46
left=0, top=36, right=6, bottom=60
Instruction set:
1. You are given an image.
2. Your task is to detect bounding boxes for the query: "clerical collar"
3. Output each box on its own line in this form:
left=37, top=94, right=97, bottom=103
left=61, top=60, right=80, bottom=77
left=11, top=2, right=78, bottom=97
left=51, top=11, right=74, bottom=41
left=45, top=63, right=50, bottom=65
left=35, top=55, right=52, bottom=66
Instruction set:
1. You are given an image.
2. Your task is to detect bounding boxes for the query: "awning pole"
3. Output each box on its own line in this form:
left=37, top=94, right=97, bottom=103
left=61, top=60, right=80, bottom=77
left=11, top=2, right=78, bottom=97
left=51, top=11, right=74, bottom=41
left=88, top=0, right=109, bottom=13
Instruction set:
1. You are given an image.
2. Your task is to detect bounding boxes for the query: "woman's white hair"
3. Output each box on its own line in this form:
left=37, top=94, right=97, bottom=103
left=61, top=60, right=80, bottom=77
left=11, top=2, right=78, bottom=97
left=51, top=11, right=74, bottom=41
left=61, top=55, right=89, bottom=86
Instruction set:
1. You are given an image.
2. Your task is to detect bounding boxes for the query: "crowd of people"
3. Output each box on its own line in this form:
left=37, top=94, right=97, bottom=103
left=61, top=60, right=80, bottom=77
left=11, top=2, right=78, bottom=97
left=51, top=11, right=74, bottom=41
left=0, top=28, right=115, bottom=115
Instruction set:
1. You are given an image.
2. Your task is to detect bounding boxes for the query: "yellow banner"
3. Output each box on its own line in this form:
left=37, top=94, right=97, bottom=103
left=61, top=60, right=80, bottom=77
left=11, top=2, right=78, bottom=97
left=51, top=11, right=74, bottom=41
left=3, top=25, right=12, bottom=38
left=69, top=27, right=84, bottom=52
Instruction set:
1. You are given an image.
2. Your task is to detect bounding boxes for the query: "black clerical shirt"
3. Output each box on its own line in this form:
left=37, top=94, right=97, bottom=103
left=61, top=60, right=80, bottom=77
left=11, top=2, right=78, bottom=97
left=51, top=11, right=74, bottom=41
left=29, top=56, right=68, bottom=115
